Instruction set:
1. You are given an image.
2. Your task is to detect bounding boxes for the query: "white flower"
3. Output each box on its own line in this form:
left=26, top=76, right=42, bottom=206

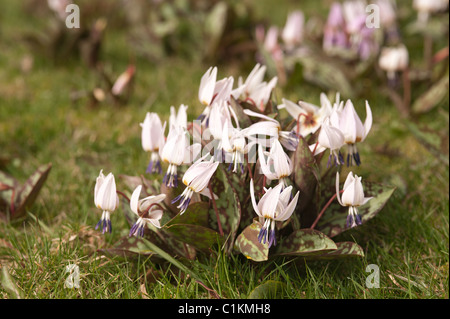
left=378, top=45, right=409, bottom=80
left=169, top=104, right=188, bottom=130
left=311, top=117, right=345, bottom=166
left=258, top=139, right=293, bottom=188
left=247, top=76, right=278, bottom=111
left=277, top=93, right=333, bottom=137
left=160, top=125, right=201, bottom=188
left=413, top=0, right=448, bottom=23
left=129, top=185, right=166, bottom=237
left=336, top=171, right=372, bottom=228
left=172, top=158, right=219, bottom=214
left=264, top=26, right=280, bottom=53
left=232, top=64, right=278, bottom=111
left=222, top=119, right=247, bottom=173
left=213, top=76, right=234, bottom=104
left=282, top=10, right=304, bottom=49
left=250, top=179, right=299, bottom=247
left=337, top=100, right=372, bottom=166
left=94, top=170, right=119, bottom=233
left=140, top=112, right=166, bottom=174
left=199, top=66, right=218, bottom=106
left=242, top=109, right=299, bottom=152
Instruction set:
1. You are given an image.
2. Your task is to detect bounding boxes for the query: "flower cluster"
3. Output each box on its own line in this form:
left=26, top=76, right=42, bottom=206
left=93, top=63, right=375, bottom=249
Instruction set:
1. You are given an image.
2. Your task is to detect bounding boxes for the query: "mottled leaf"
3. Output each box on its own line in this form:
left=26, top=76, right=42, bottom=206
left=274, top=229, right=337, bottom=257
left=229, top=96, right=252, bottom=128
left=209, top=165, right=241, bottom=251
left=163, top=201, right=210, bottom=228
left=247, top=280, right=286, bottom=299
left=0, top=171, right=18, bottom=207
left=315, top=180, right=396, bottom=238
left=307, top=241, right=364, bottom=260
left=234, top=219, right=268, bottom=262
left=412, top=72, right=449, bottom=114
left=292, top=135, right=320, bottom=226
left=165, top=223, right=222, bottom=252
left=13, top=163, right=52, bottom=219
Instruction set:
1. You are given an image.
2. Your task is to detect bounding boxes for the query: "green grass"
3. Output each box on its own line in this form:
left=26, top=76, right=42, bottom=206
left=0, top=0, right=448, bottom=299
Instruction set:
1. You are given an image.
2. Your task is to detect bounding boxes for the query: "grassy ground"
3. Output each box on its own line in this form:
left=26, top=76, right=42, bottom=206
left=0, top=0, right=448, bottom=299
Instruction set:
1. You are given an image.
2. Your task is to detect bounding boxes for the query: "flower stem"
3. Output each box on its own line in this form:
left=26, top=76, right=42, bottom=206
left=310, top=190, right=344, bottom=230
left=116, top=190, right=130, bottom=203
left=208, top=182, right=224, bottom=236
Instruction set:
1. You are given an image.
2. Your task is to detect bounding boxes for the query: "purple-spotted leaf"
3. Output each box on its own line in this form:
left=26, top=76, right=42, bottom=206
left=13, top=163, right=52, bottom=219
left=163, top=201, right=210, bottom=228
left=234, top=218, right=268, bottom=262
left=274, top=229, right=337, bottom=257
left=229, top=96, right=253, bottom=128
left=209, top=165, right=241, bottom=252
left=291, top=135, right=320, bottom=227
left=315, top=181, right=396, bottom=238
left=307, top=241, right=364, bottom=260
left=165, top=223, right=223, bottom=253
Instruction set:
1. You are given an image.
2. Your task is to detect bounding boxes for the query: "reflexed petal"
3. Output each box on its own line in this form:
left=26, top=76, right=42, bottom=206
left=362, top=100, right=372, bottom=141
left=277, top=190, right=299, bottom=221
left=130, top=185, right=142, bottom=215
left=249, top=179, right=262, bottom=217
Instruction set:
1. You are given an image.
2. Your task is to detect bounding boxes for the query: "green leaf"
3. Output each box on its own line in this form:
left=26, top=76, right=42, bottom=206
left=247, top=280, right=286, bottom=299
left=315, top=181, right=396, bottom=238
left=274, top=229, right=337, bottom=257
left=234, top=219, right=268, bottom=262
left=13, top=163, right=52, bottom=219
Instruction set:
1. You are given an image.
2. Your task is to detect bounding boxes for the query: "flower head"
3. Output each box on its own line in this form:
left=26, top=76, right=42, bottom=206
left=337, top=100, right=372, bottom=166
left=199, top=66, right=218, bottom=106
left=172, top=158, right=219, bottom=214
left=278, top=94, right=333, bottom=137
left=140, top=112, right=166, bottom=174
left=311, top=117, right=345, bottom=166
left=250, top=179, right=299, bottom=248
left=258, top=139, right=293, bottom=188
left=336, top=171, right=373, bottom=228
left=129, top=185, right=166, bottom=237
left=94, top=170, right=119, bottom=234
left=282, top=10, right=304, bottom=49
left=160, top=125, right=201, bottom=188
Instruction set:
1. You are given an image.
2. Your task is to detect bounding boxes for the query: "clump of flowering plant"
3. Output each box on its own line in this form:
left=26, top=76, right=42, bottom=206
left=94, top=63, right=395, bottom=268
